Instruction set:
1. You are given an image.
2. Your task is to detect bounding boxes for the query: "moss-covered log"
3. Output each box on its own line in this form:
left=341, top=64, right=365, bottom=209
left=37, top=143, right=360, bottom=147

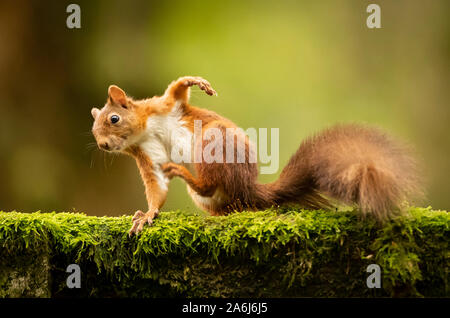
left=0, top=208, right=448, bottom=297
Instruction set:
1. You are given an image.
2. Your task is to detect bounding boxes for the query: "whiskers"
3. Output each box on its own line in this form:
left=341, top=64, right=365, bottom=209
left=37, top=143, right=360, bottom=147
left=85, top=141, right=98, bottom=151
left=84, top=140, right=118, bottom=171
left=80, top=130, right=94, bottom=137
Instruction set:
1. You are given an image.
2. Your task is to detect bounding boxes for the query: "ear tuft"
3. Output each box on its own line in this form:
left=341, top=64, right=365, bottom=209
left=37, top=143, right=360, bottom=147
left=108, top=85, right=127, bottom=105
left=91, top=107, right=100, bottom=119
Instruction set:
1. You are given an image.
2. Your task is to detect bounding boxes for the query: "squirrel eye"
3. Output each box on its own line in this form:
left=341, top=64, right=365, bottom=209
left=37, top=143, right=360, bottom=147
left=110, top=115, right=120, bottom=124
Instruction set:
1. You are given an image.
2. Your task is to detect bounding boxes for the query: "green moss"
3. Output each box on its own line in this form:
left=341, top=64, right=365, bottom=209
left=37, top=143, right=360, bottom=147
left=0, top=207, right=448, bottom=297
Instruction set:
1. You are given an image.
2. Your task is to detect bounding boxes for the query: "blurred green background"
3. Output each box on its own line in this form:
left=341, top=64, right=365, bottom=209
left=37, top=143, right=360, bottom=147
left=0, top=0, right=448, bottom=216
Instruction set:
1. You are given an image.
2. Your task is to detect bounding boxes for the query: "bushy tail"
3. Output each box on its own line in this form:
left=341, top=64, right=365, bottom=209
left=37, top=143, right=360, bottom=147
left=269, top=124, right=423, bottom=221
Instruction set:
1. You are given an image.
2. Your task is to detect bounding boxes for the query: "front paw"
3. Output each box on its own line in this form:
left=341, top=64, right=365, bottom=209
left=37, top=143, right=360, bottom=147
left=185, top=77, right=217, bottom=96
left=161, top=163, right=179, bottom=179
left=128, top=209, right=159, bottom=236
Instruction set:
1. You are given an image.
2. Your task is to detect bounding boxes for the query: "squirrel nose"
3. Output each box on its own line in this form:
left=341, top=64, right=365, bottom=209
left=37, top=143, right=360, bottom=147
left=99, top=142, right=110, bottom=150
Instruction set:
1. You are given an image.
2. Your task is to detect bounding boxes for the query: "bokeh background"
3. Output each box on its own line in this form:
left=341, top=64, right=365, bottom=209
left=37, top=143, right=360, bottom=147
left=0, top=0, right=449, bottom=216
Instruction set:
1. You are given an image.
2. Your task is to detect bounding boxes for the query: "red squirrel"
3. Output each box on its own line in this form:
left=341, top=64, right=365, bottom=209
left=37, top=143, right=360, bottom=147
left=91, top=76, right=422, bottom=235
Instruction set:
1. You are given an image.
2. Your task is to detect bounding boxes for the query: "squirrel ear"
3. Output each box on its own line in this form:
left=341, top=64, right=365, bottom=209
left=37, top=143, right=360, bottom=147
left=108, top=85, right=127, bottom=105
left=91, top=107, right=100, bottom=119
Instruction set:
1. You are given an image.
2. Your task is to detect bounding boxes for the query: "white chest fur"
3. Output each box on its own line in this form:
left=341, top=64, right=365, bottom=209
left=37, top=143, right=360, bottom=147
left=139, top=102, right=193, bottom=191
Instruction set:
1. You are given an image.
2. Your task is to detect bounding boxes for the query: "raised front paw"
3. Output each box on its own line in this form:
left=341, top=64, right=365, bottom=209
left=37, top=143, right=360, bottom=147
left=128, top=209, right=159, bottom=236
left=185, top=77, right=217, bottom=96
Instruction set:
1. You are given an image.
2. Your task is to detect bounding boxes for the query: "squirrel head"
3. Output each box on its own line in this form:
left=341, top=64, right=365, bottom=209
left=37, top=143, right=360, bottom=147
left=91, top=85, right=147, bottom=153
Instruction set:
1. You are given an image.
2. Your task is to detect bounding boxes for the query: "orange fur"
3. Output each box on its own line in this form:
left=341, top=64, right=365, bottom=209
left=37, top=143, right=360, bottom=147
left=125, top=146, right=167, bottom=235
left=91, top=76, right=423, bottom=235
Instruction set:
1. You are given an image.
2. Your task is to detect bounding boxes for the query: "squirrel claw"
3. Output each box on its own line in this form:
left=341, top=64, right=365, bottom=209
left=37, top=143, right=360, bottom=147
left=185, top=77, right=217, bottom=96
left=128, top=210, right=158, bottom=236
